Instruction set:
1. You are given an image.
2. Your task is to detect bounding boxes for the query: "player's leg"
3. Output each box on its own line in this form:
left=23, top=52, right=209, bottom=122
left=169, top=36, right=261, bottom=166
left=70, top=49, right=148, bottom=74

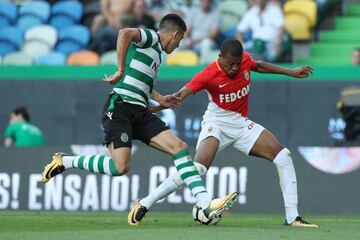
left=42, top=94, right=133, bottom=183
left=234, top=120, right=317, bottom=227
left=139, top=136, right=219, bottom=210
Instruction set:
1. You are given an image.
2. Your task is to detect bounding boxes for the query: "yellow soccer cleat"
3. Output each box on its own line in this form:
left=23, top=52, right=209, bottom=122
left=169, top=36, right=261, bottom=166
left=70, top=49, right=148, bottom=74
left=285, top=216, right=319, bottom=228
left=41, top=152, right=66, bottom=183
left=203, top=192, right=239, bottom=219
left=128, top=201, right=148, bottom=225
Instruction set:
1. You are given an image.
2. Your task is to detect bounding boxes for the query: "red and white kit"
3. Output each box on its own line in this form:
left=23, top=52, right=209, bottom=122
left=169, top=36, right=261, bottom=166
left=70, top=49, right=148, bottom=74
left=186, top=52, right=264, bottom=155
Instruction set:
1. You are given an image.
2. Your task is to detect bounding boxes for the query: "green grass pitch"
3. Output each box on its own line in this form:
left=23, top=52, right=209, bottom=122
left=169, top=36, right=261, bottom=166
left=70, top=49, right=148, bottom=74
left=1, top=212, right=359, bottom=240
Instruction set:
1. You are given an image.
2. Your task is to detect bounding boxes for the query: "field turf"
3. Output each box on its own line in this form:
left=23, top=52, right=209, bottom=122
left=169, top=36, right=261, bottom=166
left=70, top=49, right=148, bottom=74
left=1, top=212, right=359, bottom=240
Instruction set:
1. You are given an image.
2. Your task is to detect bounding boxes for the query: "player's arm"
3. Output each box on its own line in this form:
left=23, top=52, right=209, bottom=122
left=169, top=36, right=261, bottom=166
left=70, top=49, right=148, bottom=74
left=148, top=87, right=193, bottom=112
left=103, top=28, right=141, bottom=84
left=148, top=90, right=182, bottom=113
left=4, top=138, right=12, bottom=147
left=253, top=61, right=313, bottom=78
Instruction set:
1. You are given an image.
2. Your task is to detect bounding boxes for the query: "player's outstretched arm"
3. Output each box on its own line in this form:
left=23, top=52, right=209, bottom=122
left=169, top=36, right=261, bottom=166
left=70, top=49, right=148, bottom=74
left=254, top=61, right=313, bottom=78
left=148, top=87, right=193, bottom=112
left=103, top=28, right=141, bottom=84
left=148, top=90, right=182, bottom=112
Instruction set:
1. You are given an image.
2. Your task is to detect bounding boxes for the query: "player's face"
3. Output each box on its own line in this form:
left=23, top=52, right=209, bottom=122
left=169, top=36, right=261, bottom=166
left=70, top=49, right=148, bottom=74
left=165, top=31, right=184, bottom=54
left=219, top=55, right=242, bottom=77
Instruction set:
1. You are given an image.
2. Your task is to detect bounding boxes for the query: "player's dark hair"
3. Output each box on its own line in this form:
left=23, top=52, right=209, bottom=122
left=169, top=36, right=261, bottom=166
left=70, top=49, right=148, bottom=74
left=159, top=14, right=187, bottom=33
left=220, top=39, right=243, bottom=57
left=13, top=106, right=30, bottom=122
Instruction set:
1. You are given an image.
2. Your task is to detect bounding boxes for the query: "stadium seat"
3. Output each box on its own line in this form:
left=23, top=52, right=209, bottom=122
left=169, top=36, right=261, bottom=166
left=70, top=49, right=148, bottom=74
left=35, top=52, right=66, bottom=65
left=67, top=50, right=100, bottom=65
left=284, top=0, right=317, bottom=40
left=100, top=50, right=117, bottom=65
left=321, top=30, right=360, bottom=43
left=0, top=2, right=17, bottom=27
left=346, top=3, right=360, bottom=16
left=17, top=1, right=50, bottom=31
left=3, top=51, right=33, bottom=65
left=199, top=50, right=219, bottom=65
left=0, top=26, right=23, bottom=56
left=50, top=1, right=83, bottom=30
left=219, top=0, right=248, bottom=32
left=25, top=25, right=58, bottom=49
left=56, top=25, right=90, bottom=55
left=310, top=43, right=358, bottom=58
left=22, top=41, right=52, bottom=59
left=335, top=17, right=360, bottom=30
left=166, top=50, right=199, bottom=66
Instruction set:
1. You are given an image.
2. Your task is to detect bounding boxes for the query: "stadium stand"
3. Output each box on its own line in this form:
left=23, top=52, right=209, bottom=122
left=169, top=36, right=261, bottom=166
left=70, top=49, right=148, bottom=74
left=0, top=26, right=23, bottom=57
left=49, top=1, right=83, bottom=30
left=100, top=50, right=117, bottom=65
left=3, top=51, right=33, bottom=65
left=17, top=1, right=50, bottom=31
left=35, top=52, right=67, bottom=66
left=219, top=0, right=248, bottom=34
left=283, top=0, right=317, bottom=40
left=0, top=2, right=17, bottom=27
left=67, top=50, right=100, bottom=65
left=55, top=25, right=90, bottom=56
left=298, top=2, right=360, bottom=65
left=22, top=25, right=57, bottom=58
left=166, top=50, right=199, bottom=66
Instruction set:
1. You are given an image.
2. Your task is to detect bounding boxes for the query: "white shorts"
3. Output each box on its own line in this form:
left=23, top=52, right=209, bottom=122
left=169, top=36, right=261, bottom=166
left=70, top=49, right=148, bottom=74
left=196, top=118, right=264, bottom=156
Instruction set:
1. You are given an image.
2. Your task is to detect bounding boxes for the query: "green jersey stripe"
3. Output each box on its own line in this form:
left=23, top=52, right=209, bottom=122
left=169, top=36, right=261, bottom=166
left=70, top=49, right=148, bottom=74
left=114, top=88, right=147, bottom=106
left=133, top=51, right=153, bottom=67
left=130, top=59, right=153, bottom=79
left=119, top=82, right=149, bottom=103
left=123, top=75, right=151, bottom=94
left=127, top=67, right=153, bottom=89
left=152, top=43, right=162, bottom=55
left=142, top=29, right=154, bottom=48
left=150, top=30, right=158, bottom=46
left=136, top=47, right=161, bottom=63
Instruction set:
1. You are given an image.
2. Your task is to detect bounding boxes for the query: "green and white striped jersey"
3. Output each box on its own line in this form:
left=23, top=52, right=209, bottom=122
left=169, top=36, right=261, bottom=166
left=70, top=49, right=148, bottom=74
left=113, top=28, right=163, bottom=107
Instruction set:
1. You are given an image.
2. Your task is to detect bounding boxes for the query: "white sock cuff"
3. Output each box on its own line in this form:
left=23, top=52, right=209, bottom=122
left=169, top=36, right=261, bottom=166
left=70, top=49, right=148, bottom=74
left=63, top=156, right=75, bottom=169
left=273, top=148, right=291, bottom=167
left=194, top=162, right=207, bottom=176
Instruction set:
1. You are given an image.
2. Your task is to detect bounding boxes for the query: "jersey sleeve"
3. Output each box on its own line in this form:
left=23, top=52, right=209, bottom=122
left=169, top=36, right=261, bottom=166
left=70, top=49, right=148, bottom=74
left=4, top=125, right=14, bottom=139
left=135, top=28, right=159, bottom=48
left=185, top=70, right=208, bottom=94
left=244, top=51, right=257, bottom=70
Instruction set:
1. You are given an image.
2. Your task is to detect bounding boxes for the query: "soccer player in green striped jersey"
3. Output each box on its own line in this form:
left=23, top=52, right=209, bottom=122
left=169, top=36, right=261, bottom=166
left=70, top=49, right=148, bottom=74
left=41, top=14, right=238, bottom=225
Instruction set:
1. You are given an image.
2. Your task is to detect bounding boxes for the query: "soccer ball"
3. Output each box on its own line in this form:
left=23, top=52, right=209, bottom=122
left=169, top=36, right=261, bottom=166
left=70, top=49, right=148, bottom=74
left=192, top=203, right=221, bottom=225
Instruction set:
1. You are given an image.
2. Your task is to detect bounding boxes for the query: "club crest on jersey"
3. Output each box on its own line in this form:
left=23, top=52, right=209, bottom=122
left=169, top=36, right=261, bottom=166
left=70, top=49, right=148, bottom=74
left=243, top=70, right=249, bottom=81
left=121, top=133, right=129, bottom=143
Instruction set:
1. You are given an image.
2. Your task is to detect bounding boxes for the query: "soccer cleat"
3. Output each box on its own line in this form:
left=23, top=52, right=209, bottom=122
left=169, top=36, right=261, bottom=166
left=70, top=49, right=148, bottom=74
left=203, top=192, right=238, bottom=219
left=284, top=216, right=319, bottom=228
left=41, top=152, right=66, bottom=183
left=128, top=202, right=148, bottom=225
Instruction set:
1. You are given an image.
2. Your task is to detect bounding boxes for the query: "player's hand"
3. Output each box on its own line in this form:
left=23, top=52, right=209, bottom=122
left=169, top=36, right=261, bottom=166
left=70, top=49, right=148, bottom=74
left=289, top=66, right=313, bottom=78
left=103, top=70, right=124, bottom=84
left=159, top=94, right=182, bottom=109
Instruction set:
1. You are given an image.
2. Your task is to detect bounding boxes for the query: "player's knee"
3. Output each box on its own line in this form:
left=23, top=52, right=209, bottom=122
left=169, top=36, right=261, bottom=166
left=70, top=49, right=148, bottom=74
left=170, top=140, right=188, bottom=155
left=115, top=165, right=129, bottom=175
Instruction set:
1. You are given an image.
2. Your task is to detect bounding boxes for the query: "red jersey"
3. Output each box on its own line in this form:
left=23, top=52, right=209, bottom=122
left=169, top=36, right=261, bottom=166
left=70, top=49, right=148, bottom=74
left=186, top=52, right=256, bottom=119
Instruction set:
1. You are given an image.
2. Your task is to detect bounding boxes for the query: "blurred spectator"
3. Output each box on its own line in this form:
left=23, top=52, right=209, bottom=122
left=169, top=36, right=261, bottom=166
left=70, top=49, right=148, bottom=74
left=91, top=0, right=133, bottom=33
left=351, top=48, right=360, bottom=66
left=236, top=0, right=284, bottom=62
left=147, top=0, right=174, bottom=24
left=129, top=0, right=156, bottom=29
left=182, top=0, right=220, bottom=57
left=4, top=107, right=45, bottom=147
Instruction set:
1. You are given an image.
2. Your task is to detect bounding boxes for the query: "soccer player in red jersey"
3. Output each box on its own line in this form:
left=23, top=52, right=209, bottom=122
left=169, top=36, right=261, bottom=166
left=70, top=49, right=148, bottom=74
left=129, top=39, right=318, bottom=227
